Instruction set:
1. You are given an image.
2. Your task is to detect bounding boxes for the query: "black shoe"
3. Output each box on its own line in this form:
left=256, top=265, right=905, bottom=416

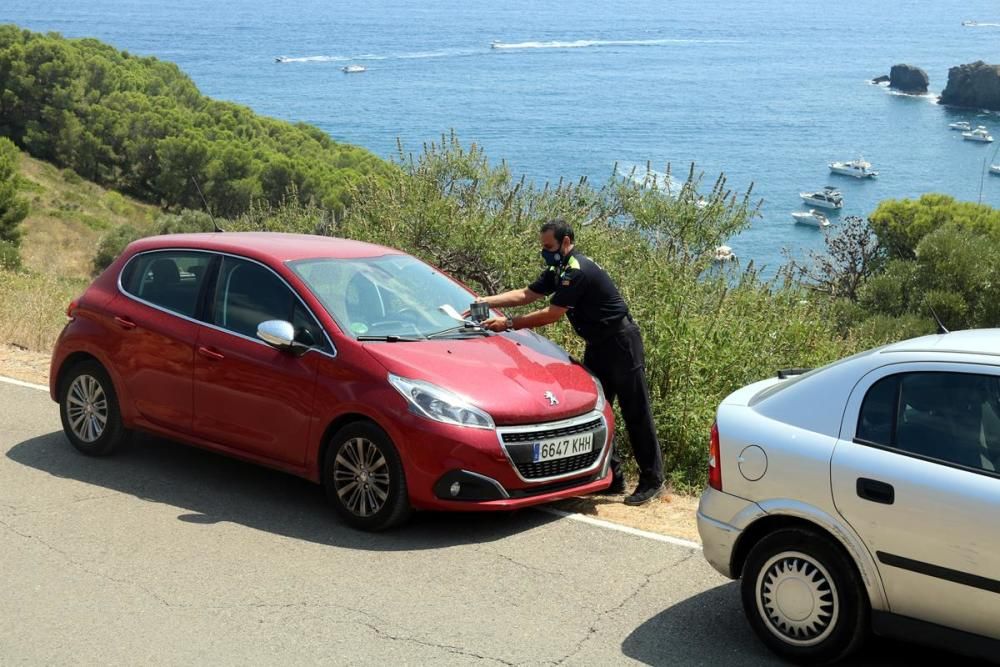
left=624, top=482, right=664, bottom=506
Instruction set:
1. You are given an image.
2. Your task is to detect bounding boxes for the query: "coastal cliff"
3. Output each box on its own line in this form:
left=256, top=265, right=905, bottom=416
left=939, top=61, right=1000, bottom=110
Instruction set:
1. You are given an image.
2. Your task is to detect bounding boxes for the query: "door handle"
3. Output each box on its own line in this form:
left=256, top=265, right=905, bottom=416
left=857, top=478, right=894, bottom=505
left=114, top=316, right=137, bottom=330
left=197, top=346, right=225, bottom=361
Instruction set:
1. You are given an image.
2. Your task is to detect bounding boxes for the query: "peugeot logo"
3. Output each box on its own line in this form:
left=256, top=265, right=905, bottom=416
left=544, top=391, right=559, bottom=406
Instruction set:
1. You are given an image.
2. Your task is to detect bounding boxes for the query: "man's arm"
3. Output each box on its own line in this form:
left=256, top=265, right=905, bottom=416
left=482, top=304, right=567, bottom=332
left=479, top=288, right=544, bottom=309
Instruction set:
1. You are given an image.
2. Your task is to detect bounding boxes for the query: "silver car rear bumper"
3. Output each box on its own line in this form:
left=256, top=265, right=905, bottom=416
left=697, top=486, right=763, bottom=579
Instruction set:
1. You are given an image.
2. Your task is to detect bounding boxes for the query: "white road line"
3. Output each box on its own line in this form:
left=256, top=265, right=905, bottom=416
left=2, top=372, right=703, bottom=549
left=539, top=507, right=702, bottom=550
left=0, top=375, right=48, bottom=392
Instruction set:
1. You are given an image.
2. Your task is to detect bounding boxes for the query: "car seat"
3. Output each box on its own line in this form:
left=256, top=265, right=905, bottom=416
left=345, top=271, right=385, bottom=325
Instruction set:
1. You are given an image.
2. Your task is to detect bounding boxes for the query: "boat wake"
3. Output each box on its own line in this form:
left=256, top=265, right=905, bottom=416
left=962, top=21, right=1000, bottom=28
left=276, top=48, right=482, bottom=64
left=490, top=38, right=737, bottom=50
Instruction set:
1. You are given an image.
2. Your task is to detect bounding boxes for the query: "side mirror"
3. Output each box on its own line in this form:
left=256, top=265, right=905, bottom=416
left=257, top=320, right=308, bottom=356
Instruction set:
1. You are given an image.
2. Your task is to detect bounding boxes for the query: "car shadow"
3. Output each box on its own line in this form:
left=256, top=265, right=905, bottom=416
left=622, top=582, right=989, bottom=666
left=6, top=431, right=558, bottom=551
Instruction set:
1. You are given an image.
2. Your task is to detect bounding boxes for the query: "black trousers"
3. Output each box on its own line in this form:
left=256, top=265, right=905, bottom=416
left=583, top=321, right=664, bottom=488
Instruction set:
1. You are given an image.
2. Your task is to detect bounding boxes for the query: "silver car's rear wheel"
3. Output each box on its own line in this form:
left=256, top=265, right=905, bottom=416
left=741, top=527, right=867, bottom=664
left=755, top=551, right=839, bottom=646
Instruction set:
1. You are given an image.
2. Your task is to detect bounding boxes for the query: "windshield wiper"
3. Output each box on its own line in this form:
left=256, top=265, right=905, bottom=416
left=356, top=335, right=424, bottom=342
left=425, top=323, right=491, bottom=339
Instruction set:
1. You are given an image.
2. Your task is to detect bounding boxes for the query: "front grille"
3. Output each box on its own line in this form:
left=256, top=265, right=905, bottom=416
left=513, top=449, right=602, bottom=480
left=500, top=417, right=603, bottom=443
left=498, top=414, right=607, bottom=481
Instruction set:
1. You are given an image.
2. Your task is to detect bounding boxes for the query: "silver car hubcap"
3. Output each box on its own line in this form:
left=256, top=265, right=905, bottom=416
left=333, top=437, right=390, bottom=517
left=756, top=551, right=839, bottom=646
left=66, top=375, right=108, bottom=443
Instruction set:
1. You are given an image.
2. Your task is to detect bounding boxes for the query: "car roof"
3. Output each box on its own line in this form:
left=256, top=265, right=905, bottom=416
left=880, top=328, right=1000, bottom=358
left=128, top=232, right=403, bottom=263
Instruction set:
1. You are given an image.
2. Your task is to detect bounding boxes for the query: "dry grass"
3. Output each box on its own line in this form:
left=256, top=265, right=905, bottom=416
left=17, top=154, right=156, bottom=280
left=0, top=268, right=88, bottom=352
left=0, top=152, right=154, bottom=353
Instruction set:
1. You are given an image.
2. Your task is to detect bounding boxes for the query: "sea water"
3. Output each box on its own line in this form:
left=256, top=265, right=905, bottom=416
left=4, top=0, right=1000, bottom=270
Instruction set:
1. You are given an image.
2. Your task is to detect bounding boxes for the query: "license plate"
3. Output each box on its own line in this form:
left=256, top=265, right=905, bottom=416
left=532, top=433, right=593, bottom=462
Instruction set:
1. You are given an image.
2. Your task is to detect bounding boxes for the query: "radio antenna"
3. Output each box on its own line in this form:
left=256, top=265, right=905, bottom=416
left=191, top=177, right=224, bottom=232
left=928, top=305, right=950, bottom=335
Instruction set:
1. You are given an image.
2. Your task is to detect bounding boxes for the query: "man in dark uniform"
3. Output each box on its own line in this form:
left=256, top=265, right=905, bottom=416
left=477, top=219, right=665, bottom=505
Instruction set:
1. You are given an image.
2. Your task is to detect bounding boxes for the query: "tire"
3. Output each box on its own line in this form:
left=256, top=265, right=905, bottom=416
left=58, top=360, right=129, bottom=457
left=322, top=421, right=412, bottom=531
left=740, top=527, right=868, bottom=665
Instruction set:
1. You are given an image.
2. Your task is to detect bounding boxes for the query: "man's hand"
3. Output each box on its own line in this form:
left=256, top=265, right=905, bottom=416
left=481, top=316, right=509, bottom=332
left=461, top=297, right=487, bottom=319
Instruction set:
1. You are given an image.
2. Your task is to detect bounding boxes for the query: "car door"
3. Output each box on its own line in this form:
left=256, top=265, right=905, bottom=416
left=831, top=363, right=1000, bottom=639
left=192, top=254, right=326, bottom=467
left=112, top=250, right=215, bottom=433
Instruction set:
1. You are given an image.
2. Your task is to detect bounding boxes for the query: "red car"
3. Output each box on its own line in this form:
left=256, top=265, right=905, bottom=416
left=50, top=233, right=615, bottom=530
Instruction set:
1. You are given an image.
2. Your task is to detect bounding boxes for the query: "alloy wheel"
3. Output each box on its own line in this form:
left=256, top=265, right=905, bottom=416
left=755, top=550, right=839, bottom=646
left=66, top=374, right=108, bottom=443
left=332, top=437, right=391, bottom=517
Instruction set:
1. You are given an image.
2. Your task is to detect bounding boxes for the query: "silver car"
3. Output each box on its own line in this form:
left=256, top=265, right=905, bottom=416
left=697, top=329, right=1000, bottom=663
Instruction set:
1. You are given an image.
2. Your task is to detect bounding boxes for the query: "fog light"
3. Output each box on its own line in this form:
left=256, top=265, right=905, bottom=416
left=449, top=482, right=462, bottom=497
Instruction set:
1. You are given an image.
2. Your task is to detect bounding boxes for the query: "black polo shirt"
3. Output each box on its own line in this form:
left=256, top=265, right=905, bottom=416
left=528, top=250, right=630, bottom=344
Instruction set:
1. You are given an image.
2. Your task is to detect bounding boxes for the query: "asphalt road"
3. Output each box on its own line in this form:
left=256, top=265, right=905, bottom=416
left=0, top=380, right=980, bottom=665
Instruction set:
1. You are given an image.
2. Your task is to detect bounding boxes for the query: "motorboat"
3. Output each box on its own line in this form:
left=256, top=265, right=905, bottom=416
left=990, top=164, right=1000, bottom=175
left=962, top=20, right=978, bottom=27
left=342, top=64, right=367, bottom=73
left=799, top=186, right=843, bottom=209
left=949, top=121, right=972, bottom=131
left=792, top=209, right=831, bottom=228
left=275, top=56, right=291, bottom=63
left=713, top=245, right=737, bottom=263
left=829, top=157, right=878, bottom=179
left=962, top=126, right=993, bottom=142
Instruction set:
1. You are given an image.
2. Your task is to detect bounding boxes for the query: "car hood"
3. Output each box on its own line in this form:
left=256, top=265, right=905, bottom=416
left=361, top=331, right=598, bottom=424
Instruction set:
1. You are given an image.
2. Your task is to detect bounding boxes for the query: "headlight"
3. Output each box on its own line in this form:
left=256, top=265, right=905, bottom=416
left=388, top=374, right=495, bottom=429
left=592, top=374, right=606, bottom=412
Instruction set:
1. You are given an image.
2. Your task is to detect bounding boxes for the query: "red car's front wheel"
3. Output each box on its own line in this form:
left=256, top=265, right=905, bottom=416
left=323, top=421, right=412, bottom=531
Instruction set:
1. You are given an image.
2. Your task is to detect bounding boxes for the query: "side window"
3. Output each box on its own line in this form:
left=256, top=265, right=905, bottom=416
left=121, top=251, right=213, bottom=317
left=858, top=372, right=1000, bottom=474
left=856, top=375, right=898, bottom=446
left=212, top=257, right=326, bottom=349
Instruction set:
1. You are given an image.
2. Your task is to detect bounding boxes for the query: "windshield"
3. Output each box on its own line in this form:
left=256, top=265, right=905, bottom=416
left=289, top=255, right=488, bottom=339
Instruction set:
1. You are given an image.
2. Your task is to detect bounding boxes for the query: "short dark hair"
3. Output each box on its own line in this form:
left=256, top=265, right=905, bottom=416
left=540, top=218, right=574, bottom=244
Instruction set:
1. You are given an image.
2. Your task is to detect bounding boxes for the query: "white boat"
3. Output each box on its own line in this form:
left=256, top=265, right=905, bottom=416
left=962, top=126, right=993, bottom=142
left=342, top=65, right=367, bottom=73
left=949, top=121, right=972, bottom=131
left=275, top=56, right=291, bottom=63
left=829, top=157, right=878, bottom=179
left=990, top=164, right=1000, bottom=175
left=713, top=245, right=737, bottom=263
left=792, top=209, right=831, bottom=228
left=799, top=186, right=844, bottom=209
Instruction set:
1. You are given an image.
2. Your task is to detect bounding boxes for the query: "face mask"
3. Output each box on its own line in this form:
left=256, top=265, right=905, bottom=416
left=541, top=249, right=562, bottom=266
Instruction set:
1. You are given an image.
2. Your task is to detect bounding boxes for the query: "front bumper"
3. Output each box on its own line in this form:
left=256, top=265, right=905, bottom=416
left=391, top=405, right=615, bottom=512
left=696, top=486, right=762, bottom=579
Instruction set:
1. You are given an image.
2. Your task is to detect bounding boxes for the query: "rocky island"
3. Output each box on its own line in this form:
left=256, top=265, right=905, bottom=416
left=888, top=64, right=929, bottom=94
left=939, top=61, right=1000, bottom=110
